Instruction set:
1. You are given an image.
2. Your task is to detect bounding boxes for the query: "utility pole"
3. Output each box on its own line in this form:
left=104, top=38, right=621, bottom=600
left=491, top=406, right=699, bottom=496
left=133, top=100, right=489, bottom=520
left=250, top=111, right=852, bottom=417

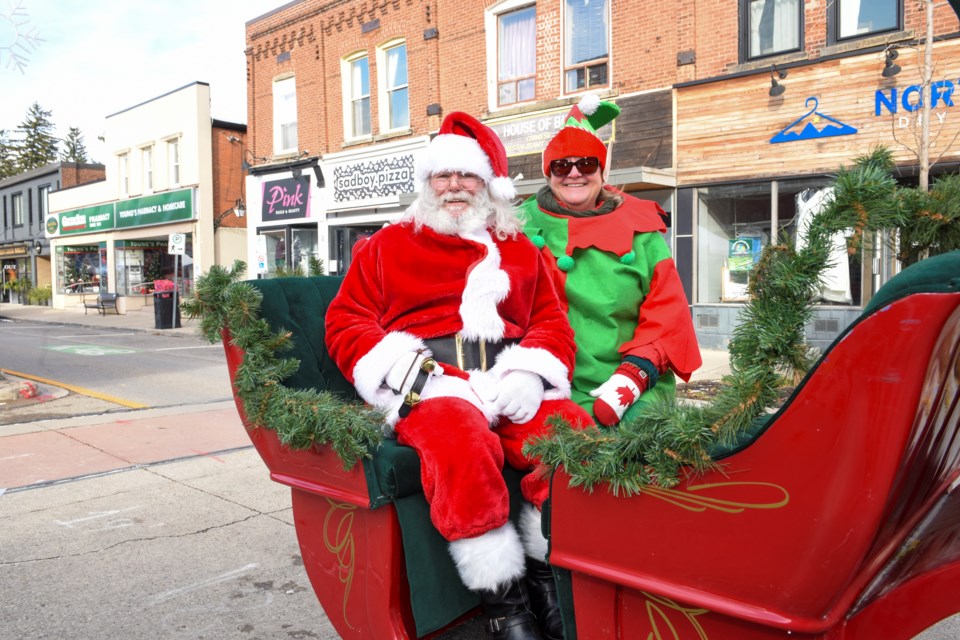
left=919, top=0, right=933, bottom=191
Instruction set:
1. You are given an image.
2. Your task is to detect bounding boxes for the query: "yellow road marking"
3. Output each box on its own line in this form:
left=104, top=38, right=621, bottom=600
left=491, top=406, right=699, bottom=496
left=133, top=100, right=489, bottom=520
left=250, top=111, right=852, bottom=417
left=0, top=368, right=149, bottom=409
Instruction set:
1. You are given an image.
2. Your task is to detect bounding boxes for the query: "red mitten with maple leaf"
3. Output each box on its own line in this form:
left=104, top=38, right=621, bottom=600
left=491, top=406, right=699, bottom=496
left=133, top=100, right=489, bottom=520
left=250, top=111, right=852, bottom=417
left=589, top=362, right=649, bottom=426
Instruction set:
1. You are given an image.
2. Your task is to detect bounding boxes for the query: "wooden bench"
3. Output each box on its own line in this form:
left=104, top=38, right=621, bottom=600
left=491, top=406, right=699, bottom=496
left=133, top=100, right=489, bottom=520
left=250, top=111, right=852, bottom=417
left=83, top=292, right=120, bottom=315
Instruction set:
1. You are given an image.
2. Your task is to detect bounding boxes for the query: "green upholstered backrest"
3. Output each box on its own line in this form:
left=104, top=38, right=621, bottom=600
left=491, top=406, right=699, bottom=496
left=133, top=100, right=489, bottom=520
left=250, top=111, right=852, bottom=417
left=246, top=276, right=358, bottom=399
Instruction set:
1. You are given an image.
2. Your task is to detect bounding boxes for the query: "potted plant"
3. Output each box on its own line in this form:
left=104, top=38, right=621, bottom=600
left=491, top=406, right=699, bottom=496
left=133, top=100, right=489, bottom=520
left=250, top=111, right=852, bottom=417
left=27, top=285, right=52, bottom=306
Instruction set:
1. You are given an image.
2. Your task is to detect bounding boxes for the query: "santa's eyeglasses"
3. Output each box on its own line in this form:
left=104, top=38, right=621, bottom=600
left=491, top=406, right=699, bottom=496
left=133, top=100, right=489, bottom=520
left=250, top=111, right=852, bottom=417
left=430, top=172, right=482, bottom=189
left=549, top=156, right=600, bottom=177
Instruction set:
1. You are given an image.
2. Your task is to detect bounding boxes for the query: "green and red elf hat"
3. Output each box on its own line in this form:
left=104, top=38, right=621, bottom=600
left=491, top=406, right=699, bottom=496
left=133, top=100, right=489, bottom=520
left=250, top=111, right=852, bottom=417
left=541, top=94, right=621, bottom=179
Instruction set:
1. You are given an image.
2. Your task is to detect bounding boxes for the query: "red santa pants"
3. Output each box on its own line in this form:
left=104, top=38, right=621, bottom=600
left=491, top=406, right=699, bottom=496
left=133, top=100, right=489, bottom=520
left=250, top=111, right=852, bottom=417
left=394, top=396, right=591, bottom=541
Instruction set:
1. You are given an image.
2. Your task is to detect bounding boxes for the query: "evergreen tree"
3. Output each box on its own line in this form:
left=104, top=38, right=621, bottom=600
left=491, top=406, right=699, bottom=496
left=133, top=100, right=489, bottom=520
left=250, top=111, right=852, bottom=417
left=16, top=102, right=59, bottom=172
left=60, top=127, right=90, bottom=164
left=0, top=130, right=17, bottom=179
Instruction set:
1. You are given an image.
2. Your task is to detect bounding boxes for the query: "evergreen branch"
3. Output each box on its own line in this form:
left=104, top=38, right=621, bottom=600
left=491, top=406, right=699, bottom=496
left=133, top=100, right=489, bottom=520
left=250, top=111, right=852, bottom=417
left=182, top=267, right=385, bottom=469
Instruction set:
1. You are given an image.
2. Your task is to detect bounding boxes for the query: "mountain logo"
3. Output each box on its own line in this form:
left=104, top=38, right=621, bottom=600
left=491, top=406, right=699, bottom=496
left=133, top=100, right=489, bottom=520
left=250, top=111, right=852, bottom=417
left=770, top=97, right=857, bottom=144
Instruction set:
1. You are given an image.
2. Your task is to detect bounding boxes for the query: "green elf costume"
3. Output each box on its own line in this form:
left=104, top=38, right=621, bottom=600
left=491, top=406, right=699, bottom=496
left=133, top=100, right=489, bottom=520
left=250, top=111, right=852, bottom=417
left=520, top=95, right=702, bottom=426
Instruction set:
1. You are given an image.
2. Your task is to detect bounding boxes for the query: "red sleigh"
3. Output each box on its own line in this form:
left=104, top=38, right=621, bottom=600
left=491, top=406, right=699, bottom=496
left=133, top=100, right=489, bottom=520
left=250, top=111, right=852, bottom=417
left=222, top=250, right=960, bottom=639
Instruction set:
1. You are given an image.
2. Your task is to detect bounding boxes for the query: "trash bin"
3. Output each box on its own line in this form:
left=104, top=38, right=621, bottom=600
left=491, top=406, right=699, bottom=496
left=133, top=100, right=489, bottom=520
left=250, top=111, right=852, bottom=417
left=153, top=291, right=181, bottom=329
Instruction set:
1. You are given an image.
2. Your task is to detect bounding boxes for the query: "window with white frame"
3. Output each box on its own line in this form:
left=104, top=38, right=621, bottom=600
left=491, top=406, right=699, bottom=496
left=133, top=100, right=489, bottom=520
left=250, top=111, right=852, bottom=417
left=497, top=4, right=536, bottom=106
left=273, top=76, right=298, bottom=154
left=378, top=41, right=409, bottom=131
left=142, top=145, right=154, bottom=192
left=167, top=138, right=180, bottom=187
left=742, top=0, right=802, bottom=60
left=564, top=0, right=609, bottom=93
left=118, top=153, right=129, bottom=197
left=344, top=54, right=371, bottom=138
left=12, top=192, right=23, bottom=226
left=833, top=0, right=901, bottom=41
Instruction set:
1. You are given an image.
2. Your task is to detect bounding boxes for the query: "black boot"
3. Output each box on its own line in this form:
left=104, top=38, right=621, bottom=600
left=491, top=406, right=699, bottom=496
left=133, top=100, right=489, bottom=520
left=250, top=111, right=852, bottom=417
left=525, top=558, right=564, bottom=640
left=479, top=578, right=544, bottom=640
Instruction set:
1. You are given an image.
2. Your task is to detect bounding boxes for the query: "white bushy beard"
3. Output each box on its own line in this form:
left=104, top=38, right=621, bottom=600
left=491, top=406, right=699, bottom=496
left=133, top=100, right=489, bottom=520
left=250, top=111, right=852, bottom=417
left=409, top=187, right=492, bottom=236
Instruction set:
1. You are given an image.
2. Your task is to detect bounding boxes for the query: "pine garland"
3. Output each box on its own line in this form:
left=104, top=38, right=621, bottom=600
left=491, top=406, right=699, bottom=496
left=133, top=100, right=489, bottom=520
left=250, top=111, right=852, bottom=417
left=184, top=147, right=958, bottom=490
left=524, top=147, right=958, bottom=494
left=181, top=261, right=384, bottom=468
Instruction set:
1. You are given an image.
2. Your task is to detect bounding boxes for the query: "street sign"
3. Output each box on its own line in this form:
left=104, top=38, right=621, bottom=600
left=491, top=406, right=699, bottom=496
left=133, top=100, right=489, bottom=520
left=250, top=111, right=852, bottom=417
left=168, top=233, right=186, bottom=255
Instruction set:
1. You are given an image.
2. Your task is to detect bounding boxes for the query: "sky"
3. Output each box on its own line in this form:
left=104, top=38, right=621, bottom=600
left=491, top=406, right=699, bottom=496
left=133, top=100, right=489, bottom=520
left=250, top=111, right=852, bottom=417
left=0, top=0, right=286, bottom=163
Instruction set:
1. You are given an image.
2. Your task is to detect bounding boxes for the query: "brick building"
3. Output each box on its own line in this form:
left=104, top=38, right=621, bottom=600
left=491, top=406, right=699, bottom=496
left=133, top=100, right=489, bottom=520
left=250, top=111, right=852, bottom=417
left=244, top=0, right=960, bottom=348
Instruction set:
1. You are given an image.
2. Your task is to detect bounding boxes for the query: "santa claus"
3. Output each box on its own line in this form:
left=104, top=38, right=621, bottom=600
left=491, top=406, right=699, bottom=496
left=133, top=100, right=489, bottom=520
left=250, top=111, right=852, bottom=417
left=326, top=111, right=591, bottom=640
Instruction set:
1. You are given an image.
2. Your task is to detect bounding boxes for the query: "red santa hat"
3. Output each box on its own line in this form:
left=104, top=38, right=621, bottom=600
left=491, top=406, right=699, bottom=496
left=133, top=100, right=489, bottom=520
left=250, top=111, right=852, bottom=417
left=542, top=94, right=621, bottom=178
left=416, top=111, right=517, bottom=203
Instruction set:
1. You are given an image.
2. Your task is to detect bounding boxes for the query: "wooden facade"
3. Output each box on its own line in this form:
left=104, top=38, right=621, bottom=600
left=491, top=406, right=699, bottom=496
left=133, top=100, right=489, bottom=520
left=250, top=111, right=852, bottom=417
left=677, top=38, right=960, bottom=184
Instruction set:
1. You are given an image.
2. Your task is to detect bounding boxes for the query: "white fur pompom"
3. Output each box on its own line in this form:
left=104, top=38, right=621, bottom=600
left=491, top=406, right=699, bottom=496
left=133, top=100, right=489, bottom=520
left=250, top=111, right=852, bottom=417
left=579, top=93, right=601, bottom=116
left=488, top=175, right=518, bottom=203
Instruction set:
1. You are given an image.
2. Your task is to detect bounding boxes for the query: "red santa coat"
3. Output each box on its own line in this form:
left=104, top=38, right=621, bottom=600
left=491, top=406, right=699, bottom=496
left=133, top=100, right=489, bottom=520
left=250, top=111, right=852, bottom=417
left=326, top=221, right=576, bottom=427
left=326, top=221, right=588, bottom=541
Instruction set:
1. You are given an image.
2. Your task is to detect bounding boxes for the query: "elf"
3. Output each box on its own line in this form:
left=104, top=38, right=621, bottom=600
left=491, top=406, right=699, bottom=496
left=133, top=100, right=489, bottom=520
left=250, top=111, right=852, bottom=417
left=521, top=95, right=702, bottom=426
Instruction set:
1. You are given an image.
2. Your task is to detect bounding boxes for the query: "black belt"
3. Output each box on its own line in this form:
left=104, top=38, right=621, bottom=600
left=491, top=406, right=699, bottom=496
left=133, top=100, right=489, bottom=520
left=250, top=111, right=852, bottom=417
left=423, top=335, right=518, bottom=372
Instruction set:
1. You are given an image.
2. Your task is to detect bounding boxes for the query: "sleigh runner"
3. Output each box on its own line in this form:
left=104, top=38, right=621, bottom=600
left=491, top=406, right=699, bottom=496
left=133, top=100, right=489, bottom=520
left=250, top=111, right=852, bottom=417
left=220, top=250, right=960, bottom=639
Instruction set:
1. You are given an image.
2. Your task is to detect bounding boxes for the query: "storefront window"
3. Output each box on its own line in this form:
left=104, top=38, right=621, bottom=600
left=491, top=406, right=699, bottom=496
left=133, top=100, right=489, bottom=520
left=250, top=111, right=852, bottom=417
left=260, top=228, right=287, bottom=278
left=291, top=227, right=319, bottom=274
left=114, top=237, right=193, bottom=295
left=697, top=178, right=862, bottom=305
left=57, top=244, right=106, bottom=294
left=779, top=178, right=861, bottom=305
left=330, top=225, right=381, bottom=275
left=697, top=183, right=771, bottom=303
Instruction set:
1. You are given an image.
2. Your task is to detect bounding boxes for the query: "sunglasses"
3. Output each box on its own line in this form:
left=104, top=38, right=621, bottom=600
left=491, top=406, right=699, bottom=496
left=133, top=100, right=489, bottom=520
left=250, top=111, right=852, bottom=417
left=550, top=157, right=600, bottom=177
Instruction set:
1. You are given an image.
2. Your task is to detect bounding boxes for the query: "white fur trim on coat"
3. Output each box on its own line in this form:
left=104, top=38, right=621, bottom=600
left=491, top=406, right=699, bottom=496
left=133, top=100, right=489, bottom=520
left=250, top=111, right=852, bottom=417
left=416, top=134, right=495, bottom=187
left=491, top=343, right=571, bottom=400
left=519, top=504, right=549, bottom=562
left=449, top=522, right=526, bottom=591
left=458, top=229, right=509, bottom=342
left=352, top=331, right=426, bottom=409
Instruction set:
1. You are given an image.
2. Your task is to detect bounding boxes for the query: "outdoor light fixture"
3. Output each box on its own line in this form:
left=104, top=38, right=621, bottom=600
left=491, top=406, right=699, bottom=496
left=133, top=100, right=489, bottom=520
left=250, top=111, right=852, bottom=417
left=33, top=240, right=42, bottom=254
left=882, top=48, right=901, bottom=78
left=234, top=198, right=246, bottom=218
left=769, top=66, right=788, bottom=97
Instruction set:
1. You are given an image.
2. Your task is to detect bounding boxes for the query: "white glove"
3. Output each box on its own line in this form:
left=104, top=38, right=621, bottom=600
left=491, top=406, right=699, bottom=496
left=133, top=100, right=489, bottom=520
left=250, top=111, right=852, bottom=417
left=487, top=370, right=544, bottom=424
left=385, top=351, right=443, bottom=395
left=589, top=367, right=647, bottom=426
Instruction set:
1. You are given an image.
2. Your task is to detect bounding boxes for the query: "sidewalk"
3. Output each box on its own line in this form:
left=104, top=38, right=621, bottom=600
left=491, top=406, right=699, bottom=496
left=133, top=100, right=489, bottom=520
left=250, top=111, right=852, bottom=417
left=0, top=300, right=197, bottom=337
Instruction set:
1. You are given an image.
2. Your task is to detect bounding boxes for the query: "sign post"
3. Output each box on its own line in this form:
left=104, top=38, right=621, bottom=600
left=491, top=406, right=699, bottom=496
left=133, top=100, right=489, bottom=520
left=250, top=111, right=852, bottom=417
left=168, top=233, right=186, bottom=328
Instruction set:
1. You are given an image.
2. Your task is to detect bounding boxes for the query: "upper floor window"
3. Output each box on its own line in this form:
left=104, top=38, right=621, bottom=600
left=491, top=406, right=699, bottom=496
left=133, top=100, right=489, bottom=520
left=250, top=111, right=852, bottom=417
left=498, top=5, right=536, bottom=106
left=273, top=76, right=298, bottom=155
left=344, top=54, right=371, bottom=138
left=564, top=0, right=609, bottom=93
left=118, top=153, right=129, bottom=197
left=742, top=0, right=802, bottom=60
left=38, top=184, right=50, bottom=224
left=832, top=0, right=901, bottom=41
left=12, top=193, right=23, bottom=226
left=142, top=145, right=154, bottom=192
left=378, top=42, right=409, bottom=131
left=167, top=138, right=180, bottom=187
